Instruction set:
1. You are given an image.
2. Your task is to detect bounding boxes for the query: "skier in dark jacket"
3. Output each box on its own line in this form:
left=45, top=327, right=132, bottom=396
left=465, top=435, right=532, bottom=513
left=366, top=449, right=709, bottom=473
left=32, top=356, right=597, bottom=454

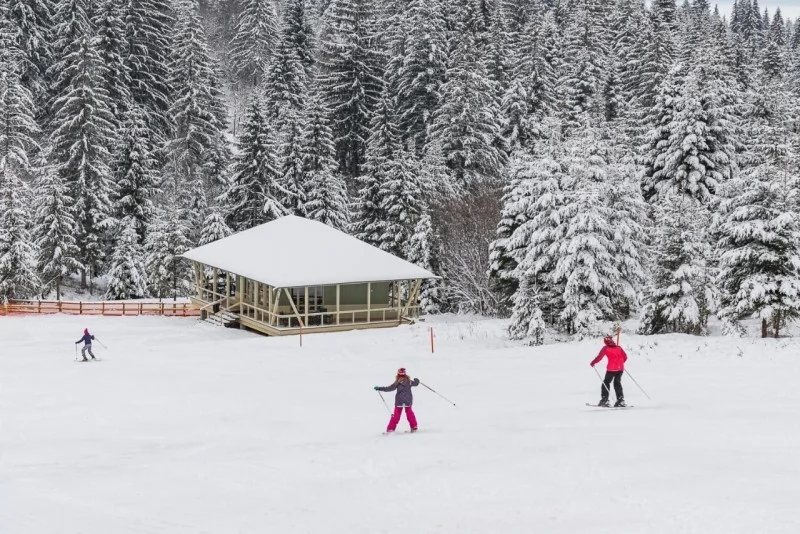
left=75, top=328, right=96, bottom=361
left=374, top=368, right=420, bottom=433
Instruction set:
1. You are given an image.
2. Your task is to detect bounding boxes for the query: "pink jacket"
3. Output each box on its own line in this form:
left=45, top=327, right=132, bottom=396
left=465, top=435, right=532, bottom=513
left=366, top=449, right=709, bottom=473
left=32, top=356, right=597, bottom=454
left=591, top=344, right=628, bottom=371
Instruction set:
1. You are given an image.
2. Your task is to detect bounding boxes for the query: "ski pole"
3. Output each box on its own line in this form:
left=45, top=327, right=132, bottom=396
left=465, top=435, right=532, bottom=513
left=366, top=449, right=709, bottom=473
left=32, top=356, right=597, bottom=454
left=593, top=366, right=612, bottom=397
left=419, top=381, right=456, bottom=407
left=377, top=391, right=392, bottom=414
left=625, top=369, right=651, bottom=400
left=94, top=338, right=108, bottom=349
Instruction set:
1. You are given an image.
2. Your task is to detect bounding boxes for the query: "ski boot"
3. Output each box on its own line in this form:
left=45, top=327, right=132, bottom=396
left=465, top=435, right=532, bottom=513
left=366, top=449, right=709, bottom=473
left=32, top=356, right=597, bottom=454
left=410, top=428, right=418, bottom=433
left=598, top=399, right=610, bottom=407
left=614, top=399, right=626, bottom=408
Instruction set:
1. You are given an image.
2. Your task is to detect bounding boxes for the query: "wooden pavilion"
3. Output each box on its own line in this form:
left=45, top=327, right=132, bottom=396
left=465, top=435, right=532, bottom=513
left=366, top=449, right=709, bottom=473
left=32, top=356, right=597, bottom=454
left=182, top=215, right=438, bottom=336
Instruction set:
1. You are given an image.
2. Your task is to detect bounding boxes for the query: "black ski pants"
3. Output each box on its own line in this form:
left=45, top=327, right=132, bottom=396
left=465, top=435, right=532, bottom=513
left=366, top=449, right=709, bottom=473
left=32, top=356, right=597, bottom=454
left=601, top=371, right=624, bottom=401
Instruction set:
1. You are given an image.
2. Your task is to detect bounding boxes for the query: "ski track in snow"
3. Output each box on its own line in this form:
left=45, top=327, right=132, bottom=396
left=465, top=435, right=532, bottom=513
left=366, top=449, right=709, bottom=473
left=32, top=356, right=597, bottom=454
left=1, top=314, right=799, bottom=533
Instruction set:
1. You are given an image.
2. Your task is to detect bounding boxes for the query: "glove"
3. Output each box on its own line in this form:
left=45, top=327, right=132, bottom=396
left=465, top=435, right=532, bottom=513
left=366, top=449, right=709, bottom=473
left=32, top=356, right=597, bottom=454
left=373, top=386, right=381, bottom=391
left=590, top=362, right=595, bottom=367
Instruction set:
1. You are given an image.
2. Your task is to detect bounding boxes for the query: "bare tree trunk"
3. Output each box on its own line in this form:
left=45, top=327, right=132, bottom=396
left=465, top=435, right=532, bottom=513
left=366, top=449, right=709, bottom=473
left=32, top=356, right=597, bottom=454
left=762, top=318, right=768, bottom=338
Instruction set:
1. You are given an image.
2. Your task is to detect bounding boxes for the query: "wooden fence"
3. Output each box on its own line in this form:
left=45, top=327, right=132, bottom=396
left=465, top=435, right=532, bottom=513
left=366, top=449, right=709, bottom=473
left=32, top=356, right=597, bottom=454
left=0, top=299, right=200, bottom=317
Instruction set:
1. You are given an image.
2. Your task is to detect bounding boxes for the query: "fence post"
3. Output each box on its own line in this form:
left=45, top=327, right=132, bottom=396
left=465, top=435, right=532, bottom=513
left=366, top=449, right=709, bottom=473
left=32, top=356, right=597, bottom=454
left=79, top=301, right=82, bottom=314
left=139, top=303, right=143, bottom=315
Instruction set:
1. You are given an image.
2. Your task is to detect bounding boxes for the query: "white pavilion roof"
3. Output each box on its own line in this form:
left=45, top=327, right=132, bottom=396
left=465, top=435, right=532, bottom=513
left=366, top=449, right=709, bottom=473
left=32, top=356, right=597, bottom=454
left=181, top=215, right=437, bottom=287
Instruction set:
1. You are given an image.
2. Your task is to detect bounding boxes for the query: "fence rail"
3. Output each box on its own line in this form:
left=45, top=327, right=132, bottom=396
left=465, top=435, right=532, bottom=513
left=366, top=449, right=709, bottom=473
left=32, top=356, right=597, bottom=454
left=0, top=300, right=200, bottom=317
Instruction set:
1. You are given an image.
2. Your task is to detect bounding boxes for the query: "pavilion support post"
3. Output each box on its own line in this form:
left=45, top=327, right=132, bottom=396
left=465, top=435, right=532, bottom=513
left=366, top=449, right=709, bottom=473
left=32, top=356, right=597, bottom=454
left=253, top=281, right=259, bottom=319
left=304, top=286, right=309, bottom=326
left=397, top=281, right=403, bottom=324
left=268, top=285, right=273, bottom=324
left=367, top=282, right=371, bottom=323
left=284, top=287, right=305, bottom=328
left=336, top=284, right=340, bottom=325
left=212, top=268, right=218, bottom=300
left=272, top=288, right=282, bottom=326
left=225, top=272, right=231, bottom=303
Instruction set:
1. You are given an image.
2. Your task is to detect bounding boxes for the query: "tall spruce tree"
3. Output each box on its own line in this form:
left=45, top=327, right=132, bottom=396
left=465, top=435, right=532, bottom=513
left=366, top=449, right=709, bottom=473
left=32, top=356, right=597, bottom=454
left=48, top=1, right=116, bottom=288
left=0, top=19, right=41, bottom=300
left=113, top=105, right=157, bottom=243
left=229, top=0, right=278, bottom=86
left=104, top=218, right=147, bottom=299
left=395, top=0, right=447, bottom=152
left=93, top=0, right=130, bottom=132
left=302, top=91, right=349, bottom=230
left=222, top=99, right=285, bottom=232
left=33, top=164, right=81, bottom=300
left=278, top=112, right=309, bottom=216
left=7, top=0, right=54, bottom=108
left=318, top=0, right=383, bottom=179
left=144, top=201, right=191, bottom=299
left=716, top=83, right=800, bottom=338
left=429, top=3, right=505, bottom=188
left=124, top=0, right=173, bottom=141
left=166, top=0, right=229, bottom=240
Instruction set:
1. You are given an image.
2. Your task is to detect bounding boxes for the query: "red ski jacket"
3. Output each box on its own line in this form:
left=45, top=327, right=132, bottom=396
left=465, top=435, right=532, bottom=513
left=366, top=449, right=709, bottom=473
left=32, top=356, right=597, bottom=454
left=590, top=344, right=628, bottom=372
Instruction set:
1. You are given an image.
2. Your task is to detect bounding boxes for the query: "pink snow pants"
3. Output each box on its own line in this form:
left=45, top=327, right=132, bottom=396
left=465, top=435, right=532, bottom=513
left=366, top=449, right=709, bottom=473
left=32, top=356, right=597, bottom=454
left=387, top=406, right=417, bottom=432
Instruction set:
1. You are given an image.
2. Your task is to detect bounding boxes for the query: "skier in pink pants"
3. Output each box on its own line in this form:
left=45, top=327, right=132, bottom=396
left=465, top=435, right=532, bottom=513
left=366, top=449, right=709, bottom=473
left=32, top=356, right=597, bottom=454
left=374, top=368, right=420, bottom=433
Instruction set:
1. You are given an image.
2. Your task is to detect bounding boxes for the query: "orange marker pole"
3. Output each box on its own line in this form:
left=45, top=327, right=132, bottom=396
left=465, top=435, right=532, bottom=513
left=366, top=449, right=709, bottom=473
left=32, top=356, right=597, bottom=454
left=430, top=327, right=435, bottom=354
left=616, top=327, right=621, bottom=345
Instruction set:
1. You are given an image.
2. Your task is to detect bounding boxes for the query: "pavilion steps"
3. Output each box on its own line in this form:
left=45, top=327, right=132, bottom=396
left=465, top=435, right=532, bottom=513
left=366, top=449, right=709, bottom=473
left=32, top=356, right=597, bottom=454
left=204, top=309, right=240, bottom=328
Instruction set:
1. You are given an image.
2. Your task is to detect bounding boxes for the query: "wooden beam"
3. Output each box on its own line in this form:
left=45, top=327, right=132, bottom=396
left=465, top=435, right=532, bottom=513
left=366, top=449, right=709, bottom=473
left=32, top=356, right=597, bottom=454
left=284, top=287, right=305, bottom=328
left=268, top=285, right=273, bottom=324
left=226, top=272, right=230, bottom=301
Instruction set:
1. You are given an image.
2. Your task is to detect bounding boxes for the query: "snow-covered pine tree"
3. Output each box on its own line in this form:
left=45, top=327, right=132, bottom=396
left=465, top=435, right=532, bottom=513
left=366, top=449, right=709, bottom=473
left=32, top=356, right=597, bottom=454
left=278, top=111, right=309, bottom=216
left=166, top=0, right=229, bottom=240
left=506, top=144, right=568, bottom=331
left=263, top=0, right=314, bottom=123
left=46, top=0, right=91, bottom=129
left=32, top=163, right=81, bottom=300
left=641, top=64, right=736, bottom=204
left=488, top=152, right=537, bottom=308
left=552, top=123, right=622, bottom=336
left=229, top=0, right=278, bottom=86
left=405, top=211, right=444, bottom=314
left=0, top=10, right=39, bottom=184
left=761, top=7, right=786, bottom=80
left=507, top=276, right=546, bottom=345
left=0, top=22, right=41, bottom=300
left=352, top=84, right=401, bottom=250
left=144, top=202, right=191, bottom=299
left=302, top=91, right=349, bottom=230
left=124, top=0, right=173, bottom=141
left=113, top=105, right=157, bottom=243
left=318, top=0, right=383, bottom=179
left=222, top=98, right=285, bottom=232
left=558, top=6, right=609, bottom=128
left=377, top=142, right=423, bottom=258
left=638, top=195, right=717, bottom=336
left=104, top=218, right=147, bottom=300
left=0, top=165, right=40, bottom=301
left=716, top=82, right=800, bottom=338
left=93, top=0, right=131, bottom=132
left=7, top=0, right=53, bottom=109
left=429, top=3, right=505, bottom=188
left=48, top=1, right=116, bottom=288
left=394, top=0, right=447, bottom=153
left=198, top=208, right=232, bottom=246
left=500, top=12, right=557, bottom=151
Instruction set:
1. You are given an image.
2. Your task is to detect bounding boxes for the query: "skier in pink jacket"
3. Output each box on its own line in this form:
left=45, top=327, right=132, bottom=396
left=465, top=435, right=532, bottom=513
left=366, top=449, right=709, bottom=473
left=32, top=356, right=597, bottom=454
left=590, top=336, right=628, bottom=407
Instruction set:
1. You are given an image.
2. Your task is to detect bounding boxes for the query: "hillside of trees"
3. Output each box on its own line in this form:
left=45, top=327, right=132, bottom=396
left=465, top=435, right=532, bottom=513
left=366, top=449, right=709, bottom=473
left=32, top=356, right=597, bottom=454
left=1, top=0, right=799, bottom=340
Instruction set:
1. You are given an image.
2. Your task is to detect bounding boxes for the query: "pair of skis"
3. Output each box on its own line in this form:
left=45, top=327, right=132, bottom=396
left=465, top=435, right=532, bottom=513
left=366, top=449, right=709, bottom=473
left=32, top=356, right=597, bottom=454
left=585, top=403, right=633, bottom=409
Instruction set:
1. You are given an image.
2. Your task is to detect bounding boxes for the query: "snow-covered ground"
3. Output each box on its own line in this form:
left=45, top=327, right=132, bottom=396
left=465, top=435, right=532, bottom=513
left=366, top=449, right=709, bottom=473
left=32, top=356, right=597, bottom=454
left=2, top=314, right=799, bottom=533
